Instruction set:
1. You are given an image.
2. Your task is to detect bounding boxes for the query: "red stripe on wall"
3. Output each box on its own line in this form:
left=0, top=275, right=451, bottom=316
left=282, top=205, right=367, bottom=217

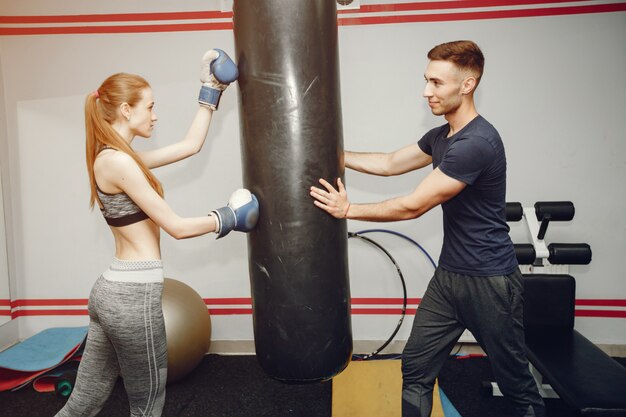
left=1, top=2, right=624, bottom=36
left=0, top=11, right=231, bottom=24
left=0, top=0, right=586, bottom=24
left=210, top=308, right=419, bottom=314
left=6, top=309, right=626, bottom=318
left=204, top=297, right=252, bottom=305
left=12, top=299, right=88, bottom=307
left=0, top=1, right=586, bottom=23
left=209, top=308, right=253, bottom=315
left=352, top=297, right=421, bottom=305
left=5, top=297, right=626, bottom=318
left=0, top=22, right=233, bottom=36
left=338, top=3, right=626, bottom=26
left=575, top=310, right=626, bottom=318
left=576, top=299, right=626, bottom=307
left=353, top=308, right=418, bottom=315
left=21, top=297, right=622, bottom=307
left=12, top=309, right=88, bottom=317
left=349, top=0, right=588, bottom=13
left=7, top=308, right=624, bottom=318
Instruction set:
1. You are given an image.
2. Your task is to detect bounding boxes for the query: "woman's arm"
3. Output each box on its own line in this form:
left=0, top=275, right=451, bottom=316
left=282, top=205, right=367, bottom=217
left=345, top=143, right=432, bottom=176
left=99, top=151, right=218, bottom=239
left=137, top=49, right=238, bottom=169
left=137, top=106, right=214, bottom=169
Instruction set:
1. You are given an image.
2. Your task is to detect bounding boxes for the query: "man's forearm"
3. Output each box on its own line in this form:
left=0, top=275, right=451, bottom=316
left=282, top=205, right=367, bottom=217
left=344, top=150, right=393, bottom=176
left=346, top=196, right=427, bottom=222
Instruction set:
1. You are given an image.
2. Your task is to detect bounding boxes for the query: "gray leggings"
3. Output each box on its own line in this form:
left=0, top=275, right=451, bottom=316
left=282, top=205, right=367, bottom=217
left=401, top=267, right=545, bottom=417
left=55, top=259, right=168, bottom=417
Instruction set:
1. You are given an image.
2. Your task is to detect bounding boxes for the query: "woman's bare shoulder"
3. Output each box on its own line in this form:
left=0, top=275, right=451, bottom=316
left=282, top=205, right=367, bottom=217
left=95, top=149, right=139, bottom=173
left=94, top=150, right=142, bottom=191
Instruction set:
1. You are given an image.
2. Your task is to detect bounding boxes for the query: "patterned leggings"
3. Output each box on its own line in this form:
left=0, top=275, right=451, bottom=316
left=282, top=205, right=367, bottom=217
left=55, top=259, right=168, bottom=417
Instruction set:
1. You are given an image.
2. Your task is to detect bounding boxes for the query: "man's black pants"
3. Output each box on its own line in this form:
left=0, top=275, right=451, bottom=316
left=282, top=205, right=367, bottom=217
left=401, top=267, right=545, bottom=417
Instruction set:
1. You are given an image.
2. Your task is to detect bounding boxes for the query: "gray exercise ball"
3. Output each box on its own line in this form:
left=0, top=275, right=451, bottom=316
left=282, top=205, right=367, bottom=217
left=162, top=278, right=211, bottom=383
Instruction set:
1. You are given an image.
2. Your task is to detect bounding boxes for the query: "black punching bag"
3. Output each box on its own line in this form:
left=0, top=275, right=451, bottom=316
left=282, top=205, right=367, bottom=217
left=233, top=0, right=352, bottom=383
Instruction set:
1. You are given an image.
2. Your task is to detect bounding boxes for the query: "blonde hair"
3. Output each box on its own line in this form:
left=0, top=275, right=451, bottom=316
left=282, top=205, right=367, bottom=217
left=85, top=73, right=163, bottom=209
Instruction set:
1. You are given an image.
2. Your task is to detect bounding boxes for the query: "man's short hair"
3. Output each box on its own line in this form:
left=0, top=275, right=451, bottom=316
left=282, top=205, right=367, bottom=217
left=428, top=40, right=485, bottom=84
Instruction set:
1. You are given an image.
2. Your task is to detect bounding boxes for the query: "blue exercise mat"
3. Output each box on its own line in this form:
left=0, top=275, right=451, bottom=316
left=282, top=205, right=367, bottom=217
left=440, top=387, right=463, bottom=417
left=0, top=327, right=88, bottom=372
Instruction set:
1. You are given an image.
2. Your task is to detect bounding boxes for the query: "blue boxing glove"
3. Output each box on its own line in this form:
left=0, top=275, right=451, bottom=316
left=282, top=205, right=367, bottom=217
left=198, top=48, right=239, bottom=110
left=212, top=189, right=259, bottom=239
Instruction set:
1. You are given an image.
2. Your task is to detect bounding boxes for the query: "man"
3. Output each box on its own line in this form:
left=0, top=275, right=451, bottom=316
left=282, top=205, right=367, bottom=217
left=310, top=40, right=545, bottom=417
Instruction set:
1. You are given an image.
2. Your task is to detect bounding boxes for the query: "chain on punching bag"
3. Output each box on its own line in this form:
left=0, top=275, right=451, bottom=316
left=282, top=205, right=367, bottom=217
left=233, top=0, right=352, bottom=383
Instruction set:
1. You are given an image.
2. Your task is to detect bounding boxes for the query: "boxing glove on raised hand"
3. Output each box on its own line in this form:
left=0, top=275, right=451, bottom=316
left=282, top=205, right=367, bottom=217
left=211, top=189, right=259, bottom=239
left=198, top=48, right=239, bottom=110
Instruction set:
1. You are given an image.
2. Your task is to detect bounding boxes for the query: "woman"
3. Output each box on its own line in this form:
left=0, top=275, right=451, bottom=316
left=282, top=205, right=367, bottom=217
left=55, top=49, right=257, bottom=417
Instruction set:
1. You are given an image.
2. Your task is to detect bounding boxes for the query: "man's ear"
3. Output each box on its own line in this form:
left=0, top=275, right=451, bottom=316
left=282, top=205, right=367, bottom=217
left=461, top=76, right=477, bottom=95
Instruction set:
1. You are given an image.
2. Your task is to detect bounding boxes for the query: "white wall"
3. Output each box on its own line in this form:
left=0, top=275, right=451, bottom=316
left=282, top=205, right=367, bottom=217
left=0, top=52, right=16, bottom=345
left=0, top=1, right=624, bottom=348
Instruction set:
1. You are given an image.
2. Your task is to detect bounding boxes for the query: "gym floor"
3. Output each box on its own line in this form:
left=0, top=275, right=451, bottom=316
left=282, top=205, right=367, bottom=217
left=3, top=354, right=623, bottom=416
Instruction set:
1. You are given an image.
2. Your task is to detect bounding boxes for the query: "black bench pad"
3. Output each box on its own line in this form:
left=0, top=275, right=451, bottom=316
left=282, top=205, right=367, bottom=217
left=526, top=329, right=626, bottom=416
left=523, top=274, right=626, bottom=417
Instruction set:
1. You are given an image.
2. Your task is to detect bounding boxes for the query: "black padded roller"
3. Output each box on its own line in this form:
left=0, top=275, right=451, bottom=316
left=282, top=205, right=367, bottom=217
left=514, top=244, right=536, bottom=265
left=548, top=243, right=592, bottom=265
left=233, top=0, right=352, bottom=383
left=534, top=201, right=575, bottom=239
left=534, top=201, right=575, bottom=221
left=506, top=202, right=523, bottom=222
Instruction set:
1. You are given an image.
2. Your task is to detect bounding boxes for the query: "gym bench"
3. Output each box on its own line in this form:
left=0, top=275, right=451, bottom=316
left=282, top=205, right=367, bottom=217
left=486, top=202, right=626, bottom=416
left=524, top=274, right=626, bottom=416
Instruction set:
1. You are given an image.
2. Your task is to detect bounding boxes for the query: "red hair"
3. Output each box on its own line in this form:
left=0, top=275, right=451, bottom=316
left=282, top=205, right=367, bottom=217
left=85, top=73, right=163, bottom=208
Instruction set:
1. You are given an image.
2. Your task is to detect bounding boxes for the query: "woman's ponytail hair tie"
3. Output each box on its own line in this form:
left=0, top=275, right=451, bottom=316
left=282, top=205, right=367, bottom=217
left=93, top=90, right=100, bottom=99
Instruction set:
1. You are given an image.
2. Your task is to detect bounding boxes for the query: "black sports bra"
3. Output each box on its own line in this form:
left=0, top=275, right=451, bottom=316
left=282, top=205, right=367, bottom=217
left=97, top=187, right=149, bottom=227
left=95, top=147, right=149, bottom=227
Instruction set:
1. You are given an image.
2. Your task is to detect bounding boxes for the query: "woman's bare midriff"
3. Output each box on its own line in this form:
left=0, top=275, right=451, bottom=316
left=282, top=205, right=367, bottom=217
left=110, top=218, right=161, bottom=260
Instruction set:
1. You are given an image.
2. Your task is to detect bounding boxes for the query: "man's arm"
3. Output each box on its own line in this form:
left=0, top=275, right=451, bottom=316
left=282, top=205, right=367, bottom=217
left=345, top=143, right=432, bottom=176
left=310, top=168, right=465, bottom=221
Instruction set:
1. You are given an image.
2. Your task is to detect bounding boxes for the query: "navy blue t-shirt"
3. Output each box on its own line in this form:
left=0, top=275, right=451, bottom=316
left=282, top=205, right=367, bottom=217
left=417, top=115, right=518, bottom=276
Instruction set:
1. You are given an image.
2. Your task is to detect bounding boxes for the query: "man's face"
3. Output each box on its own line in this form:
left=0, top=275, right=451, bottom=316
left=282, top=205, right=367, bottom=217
left=422, top=60, right=466, bottom=117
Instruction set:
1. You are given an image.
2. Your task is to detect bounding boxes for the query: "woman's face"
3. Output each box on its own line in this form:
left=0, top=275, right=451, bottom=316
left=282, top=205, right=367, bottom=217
left=129, top=87, right=157, bottom=138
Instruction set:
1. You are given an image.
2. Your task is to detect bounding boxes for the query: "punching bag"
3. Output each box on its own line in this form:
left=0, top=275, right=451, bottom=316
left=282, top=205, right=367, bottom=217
left=233, top=0, right=352, bottom=383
